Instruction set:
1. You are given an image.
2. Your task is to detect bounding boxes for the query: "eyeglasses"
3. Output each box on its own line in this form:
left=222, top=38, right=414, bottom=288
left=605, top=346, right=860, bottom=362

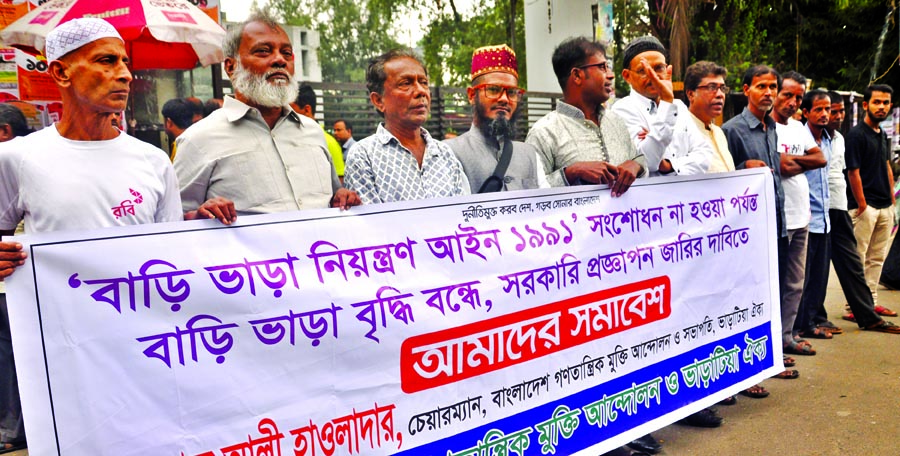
left=577, top=61, right=613, bottom=74
left=473, top=84, right=525, bottom=101
left=634, top=63, right=667, bottom=78
left=696, top=83, right=729, bottom=94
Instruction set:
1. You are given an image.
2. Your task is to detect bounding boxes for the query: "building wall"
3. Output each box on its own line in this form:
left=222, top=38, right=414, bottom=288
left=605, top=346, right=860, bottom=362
left=524, top=0, right=598, bottom=93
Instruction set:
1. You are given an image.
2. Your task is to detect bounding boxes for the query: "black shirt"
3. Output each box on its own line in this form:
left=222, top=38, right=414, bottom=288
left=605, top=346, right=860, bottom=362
left=845, top=121, right=893, bottom=210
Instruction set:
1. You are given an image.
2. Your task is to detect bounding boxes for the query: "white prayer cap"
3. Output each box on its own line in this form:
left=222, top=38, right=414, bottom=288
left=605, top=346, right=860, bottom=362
left=45, top=18, right=123, bottom=62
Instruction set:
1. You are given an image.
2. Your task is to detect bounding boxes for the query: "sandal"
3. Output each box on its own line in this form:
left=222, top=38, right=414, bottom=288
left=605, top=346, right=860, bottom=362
left=784, top=340, right=816, bottom=356
left=783, top=355, right=796, bottom=367
left=798, top=328, right=833, bottom=339
left=874, top=305, right=898, bottom=317
left=817, top=321, right=843, bottom=334
left=739, top=384, right=770, bottom=398
left=0, top=442, right=26, bottom=454
left=773, top=369, right=800, bottom=380
left=864, top=320, right=900, bottom=334
left=719, top=395, right=737, bottom=405
left=842, top=313, right=856, bottom=322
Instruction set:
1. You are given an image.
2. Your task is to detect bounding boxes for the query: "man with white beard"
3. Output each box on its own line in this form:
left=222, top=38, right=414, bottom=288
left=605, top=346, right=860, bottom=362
left=174, top=13, right=359, bottom=222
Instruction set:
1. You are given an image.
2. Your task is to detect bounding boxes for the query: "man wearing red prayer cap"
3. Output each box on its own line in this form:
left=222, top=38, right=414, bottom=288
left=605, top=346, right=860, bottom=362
left=445, top=44, right=548, bottom=192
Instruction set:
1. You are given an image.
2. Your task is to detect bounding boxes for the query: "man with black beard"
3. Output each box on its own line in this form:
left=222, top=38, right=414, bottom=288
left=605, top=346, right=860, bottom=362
left=846, top=84, right=897, bottom=314
left=174, top=12, right=359, bottom=223
left=445, top=44, right=548, bottom=192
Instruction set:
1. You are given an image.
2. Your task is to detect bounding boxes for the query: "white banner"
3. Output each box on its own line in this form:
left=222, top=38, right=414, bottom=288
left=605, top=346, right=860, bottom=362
left=7, top=169, right=782, bottom=456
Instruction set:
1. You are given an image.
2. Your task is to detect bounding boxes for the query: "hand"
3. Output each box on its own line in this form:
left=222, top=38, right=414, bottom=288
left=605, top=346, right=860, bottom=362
left=744, top=159, right=769, bottom=169
left=564, top=161, right=618, bottom=185
left=857, top=202, right=868, bottom=215
left=640, top=59, right=674, bottom=103
left=637, top=127, right=649, bottom=141
left=188, top=197, right=237, bottom=225
left=610, top=160, right=641, bottom=197
left=331, top=188, right=361, bottom=210
left=0, top=242, right=26, bottom=280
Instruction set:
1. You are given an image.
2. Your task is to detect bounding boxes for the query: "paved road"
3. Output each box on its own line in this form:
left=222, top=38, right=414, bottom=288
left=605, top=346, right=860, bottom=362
left=8, top=271, right=899, bottom=456
left=653, top=270, right=900, bottom=455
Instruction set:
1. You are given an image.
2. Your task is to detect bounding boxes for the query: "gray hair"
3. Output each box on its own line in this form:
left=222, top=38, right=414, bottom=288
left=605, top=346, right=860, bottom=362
left=223, top=11, right=283, bottom=59
left=366, top=48, right=426, bottom=96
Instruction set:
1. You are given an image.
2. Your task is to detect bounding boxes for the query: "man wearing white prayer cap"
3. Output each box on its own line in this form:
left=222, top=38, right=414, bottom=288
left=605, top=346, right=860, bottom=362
left=0, top=17, right=183, bottom=273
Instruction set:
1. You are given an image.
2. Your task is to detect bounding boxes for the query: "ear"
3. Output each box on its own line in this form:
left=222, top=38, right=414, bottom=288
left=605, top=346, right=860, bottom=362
left=299, top=105, right=313, bottom=118
left=48, top=60, right=71, bottom=88
left=223, top=57, right=236, bottom=79
left=370, top=91, right=385, bottom=114
left=862, top=101, right=869, bottom=112
left=164, top=118, right=174, bottom=130
left=466, top=87, right=476, bottom=105
left=0, top=124, right=13, bottom=142
left=742, top=84, right=750, bottom=97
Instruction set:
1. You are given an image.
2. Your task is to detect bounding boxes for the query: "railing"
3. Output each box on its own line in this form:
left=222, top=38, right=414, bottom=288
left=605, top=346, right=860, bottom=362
left=309, top=82, right=563, bottom=142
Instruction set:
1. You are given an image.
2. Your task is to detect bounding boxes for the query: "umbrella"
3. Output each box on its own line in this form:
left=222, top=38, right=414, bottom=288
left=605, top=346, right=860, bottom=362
left=0, top=0, right=226, bottom=70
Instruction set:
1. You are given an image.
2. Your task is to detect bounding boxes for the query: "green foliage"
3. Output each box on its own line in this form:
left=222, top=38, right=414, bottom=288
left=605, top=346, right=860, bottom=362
left=691, top=0, right=784, bottom=89
left=419, top=0, right=526, bottom=87
left=611, top=0, right=652, bottom=95
left=267, top=0, right=401, bottom=82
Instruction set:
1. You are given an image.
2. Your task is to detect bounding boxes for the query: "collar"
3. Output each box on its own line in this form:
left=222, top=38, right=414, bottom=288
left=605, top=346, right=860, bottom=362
left=221, top=96, right=302, bottom=124
left=374, top=123, right=435, bottom=146
left=557, top=100, right=605, bottom=122
left=689, top=110, right=712, bottom=130
left=627, top=88, right=658, bottom=112
left=740, top=106, right=774, bottom=130
left=807, top=123, right=832, bottom=142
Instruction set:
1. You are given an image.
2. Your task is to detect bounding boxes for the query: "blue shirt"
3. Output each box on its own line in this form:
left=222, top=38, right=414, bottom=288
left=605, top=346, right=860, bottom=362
left=344, top=124, right=470, bottom=204
left=722, top=107, right=786, bottom=237
left=805, top=127, right=831, bottom=234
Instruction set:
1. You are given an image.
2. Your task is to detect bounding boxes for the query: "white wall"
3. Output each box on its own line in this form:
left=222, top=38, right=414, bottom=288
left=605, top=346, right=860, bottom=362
left=524, top=0, right=597, bottom=93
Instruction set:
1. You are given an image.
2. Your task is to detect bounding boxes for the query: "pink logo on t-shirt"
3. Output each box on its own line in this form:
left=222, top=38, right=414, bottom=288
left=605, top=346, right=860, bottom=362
left=111, top=188, right=144, bottom=219
left=162, top=11, right=197, bottom=23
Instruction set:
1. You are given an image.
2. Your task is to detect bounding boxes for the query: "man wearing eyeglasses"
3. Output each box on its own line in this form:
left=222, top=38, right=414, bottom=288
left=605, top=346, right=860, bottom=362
left=612, top=36, right=711, bottom=176
left=526, top=37, right=645, bottom=197
left=685, top=61, right=735, bottom=173
left=446, top=44, right=549, bottom=193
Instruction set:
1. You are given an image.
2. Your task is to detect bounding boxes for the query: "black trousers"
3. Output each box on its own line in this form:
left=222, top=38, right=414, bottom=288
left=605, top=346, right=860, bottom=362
left=829, top=209, right=881, bottom=328
left=795, top=232, right=830, bottom=332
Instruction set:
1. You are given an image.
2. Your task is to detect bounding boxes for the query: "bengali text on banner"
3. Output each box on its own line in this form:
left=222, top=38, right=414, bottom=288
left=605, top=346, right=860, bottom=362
left=6, top=168, right=783, bottom=456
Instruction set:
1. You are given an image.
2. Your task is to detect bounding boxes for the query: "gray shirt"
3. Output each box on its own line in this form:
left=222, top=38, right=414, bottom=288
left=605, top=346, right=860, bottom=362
left=445, top=125, right=548, bottom=193
left=722, top=106, right=785, bottom=237
left=525, top=100, right=646, bottom=187
left=174, top=96, right=340, bottom=216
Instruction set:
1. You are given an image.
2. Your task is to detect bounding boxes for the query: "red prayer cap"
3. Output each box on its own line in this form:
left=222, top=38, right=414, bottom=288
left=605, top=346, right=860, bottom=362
left=471, top=44, right=518, bottom=82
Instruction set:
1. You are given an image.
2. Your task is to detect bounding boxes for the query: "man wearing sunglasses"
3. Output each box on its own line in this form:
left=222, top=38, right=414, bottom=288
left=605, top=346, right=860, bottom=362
left=446, top=44, right=548, bottom=193
left=526, top=37, right=645, bottom=197
left=612, top=36, right=712, bottom=176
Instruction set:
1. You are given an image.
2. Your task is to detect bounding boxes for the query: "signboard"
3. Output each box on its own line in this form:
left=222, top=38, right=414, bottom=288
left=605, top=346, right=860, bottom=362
left=7, top=170, right=782, bottom=456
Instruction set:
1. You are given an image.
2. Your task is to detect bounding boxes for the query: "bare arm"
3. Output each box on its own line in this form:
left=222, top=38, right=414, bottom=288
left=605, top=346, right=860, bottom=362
left=792, top=146, right=827, bottom=170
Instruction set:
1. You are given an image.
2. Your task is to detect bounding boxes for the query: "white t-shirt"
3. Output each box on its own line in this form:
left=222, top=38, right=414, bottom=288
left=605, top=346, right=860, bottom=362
left=0, top=125, right=183, bottom=234
left=776, top=119, right=817, bottom=230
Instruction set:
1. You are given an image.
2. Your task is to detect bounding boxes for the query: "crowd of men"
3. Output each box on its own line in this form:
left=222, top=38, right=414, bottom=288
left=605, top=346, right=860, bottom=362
left=0, top=12, right=898, bottom=455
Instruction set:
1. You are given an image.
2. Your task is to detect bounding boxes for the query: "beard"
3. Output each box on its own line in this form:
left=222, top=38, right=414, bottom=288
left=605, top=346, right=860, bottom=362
left=230, top=61, right=299, bottom=108
left=474, top=97, right=520, bottom=141
left=868, top=107, right=890, bottom=123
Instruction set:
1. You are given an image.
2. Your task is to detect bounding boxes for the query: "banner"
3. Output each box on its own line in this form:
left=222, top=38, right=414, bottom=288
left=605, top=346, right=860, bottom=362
left=7, top=169, right=782, bottom=456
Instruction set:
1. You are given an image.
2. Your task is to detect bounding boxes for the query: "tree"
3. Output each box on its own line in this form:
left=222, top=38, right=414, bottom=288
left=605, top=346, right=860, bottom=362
left=419, top=0, right=526, bottom=87
left=266, top=0, right=401, bottom=82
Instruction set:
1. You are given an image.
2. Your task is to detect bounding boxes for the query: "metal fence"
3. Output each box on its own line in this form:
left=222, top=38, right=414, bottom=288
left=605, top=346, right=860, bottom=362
left=308, top=82, right=563, bottom=142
